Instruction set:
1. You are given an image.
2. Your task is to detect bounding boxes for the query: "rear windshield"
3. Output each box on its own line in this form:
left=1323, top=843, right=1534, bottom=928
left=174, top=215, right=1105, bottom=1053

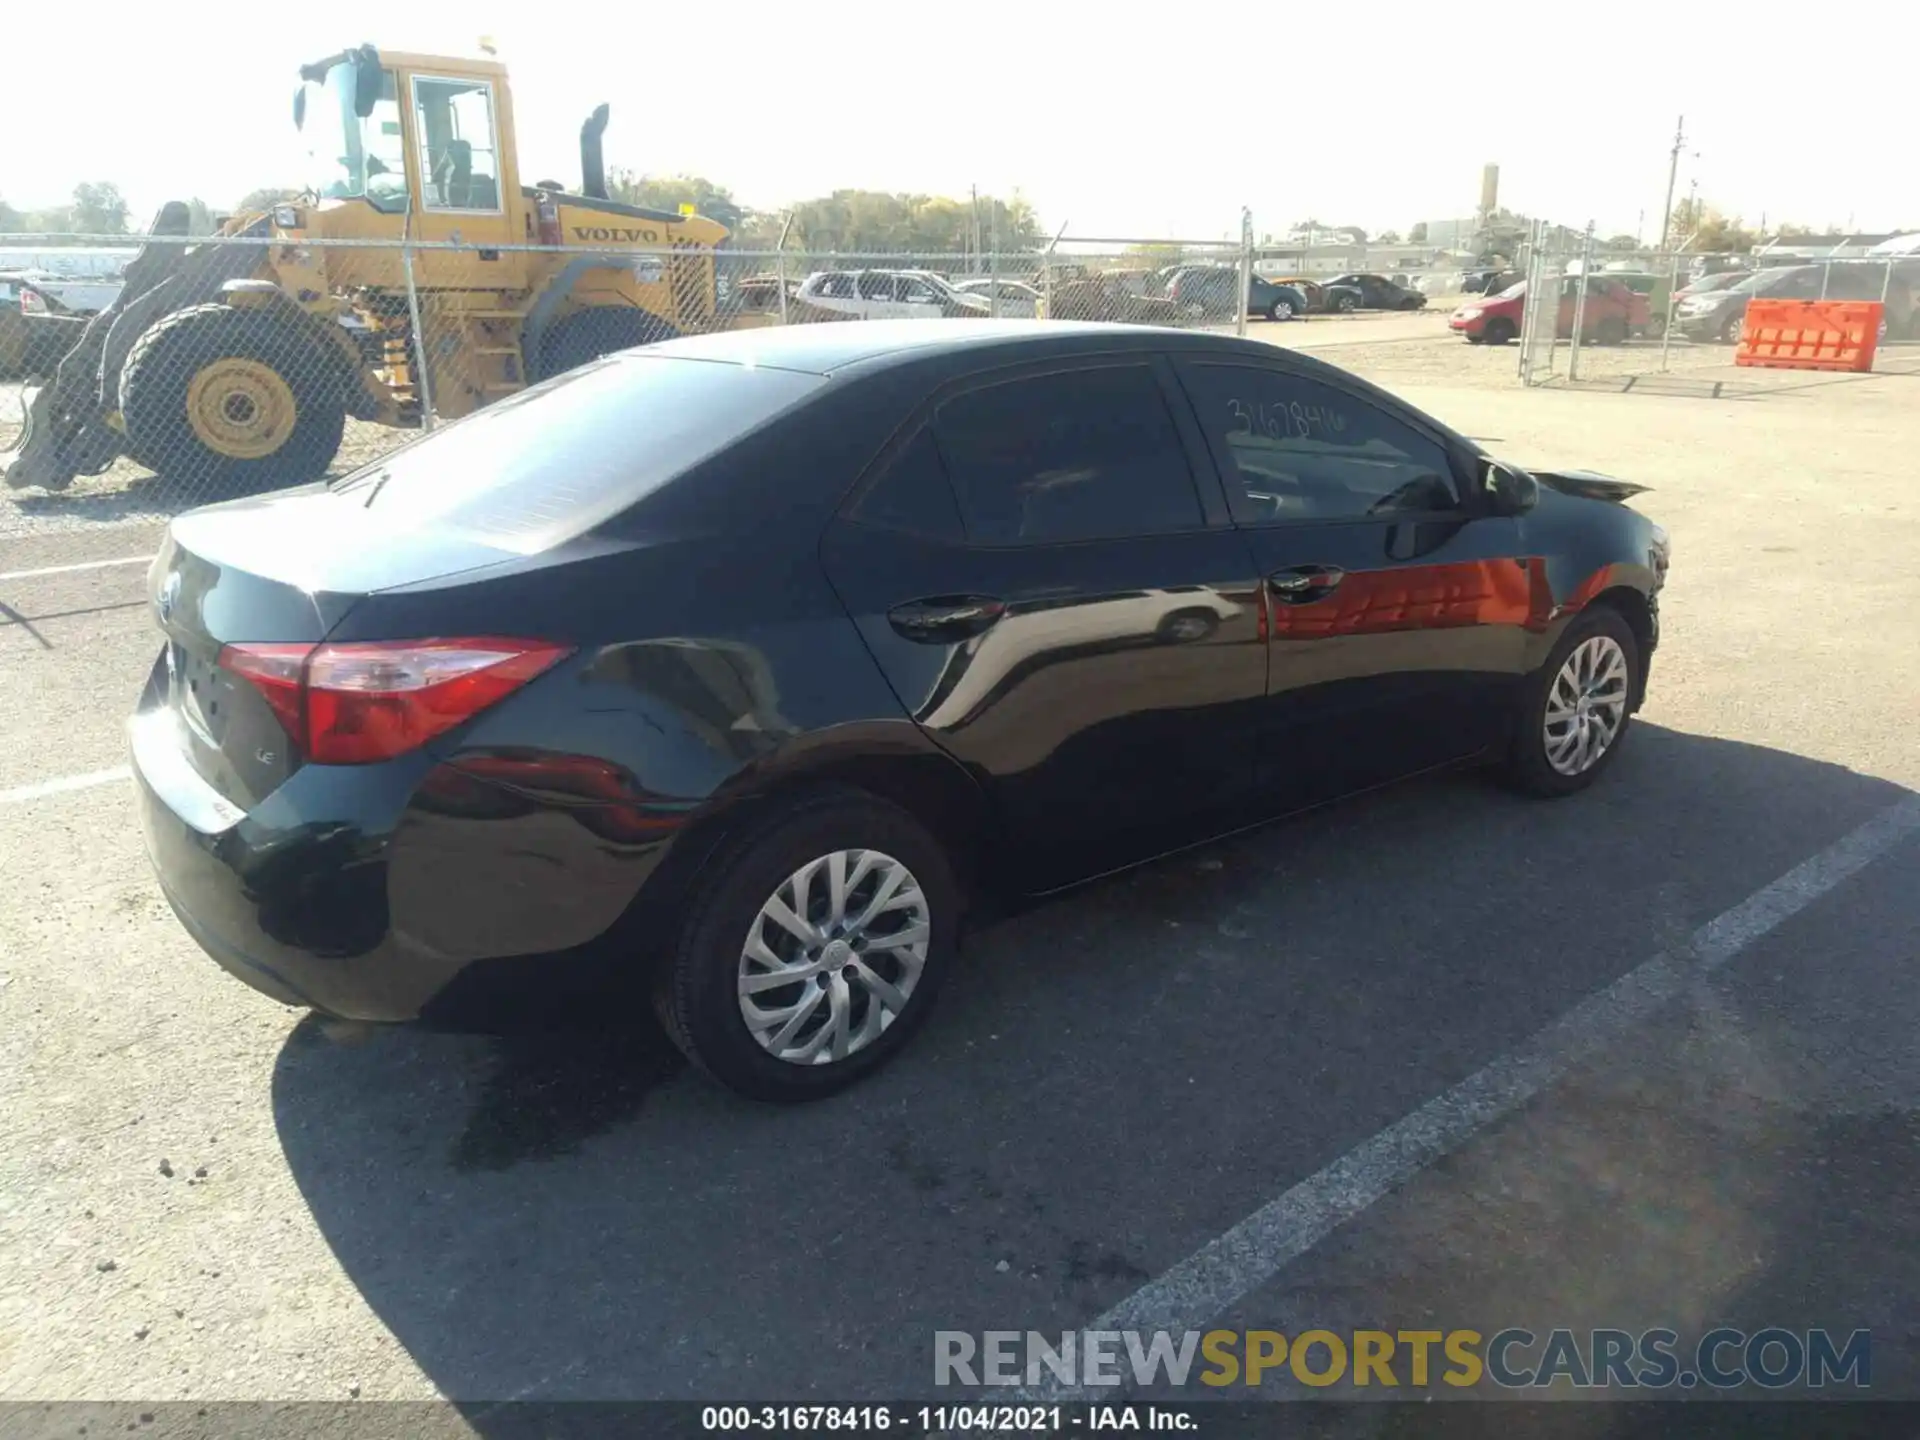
left=328, top=354, right=824, bottom=552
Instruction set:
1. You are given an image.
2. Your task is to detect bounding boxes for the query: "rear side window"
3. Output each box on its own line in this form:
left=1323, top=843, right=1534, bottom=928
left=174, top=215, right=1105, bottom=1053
left=932, top=365, right=1204, bottom=546
left=1181, top=363, right=1459, bottom=524
left=328, top=355, right=824, bottom=552
left=850, top=429, right=964, bottom=540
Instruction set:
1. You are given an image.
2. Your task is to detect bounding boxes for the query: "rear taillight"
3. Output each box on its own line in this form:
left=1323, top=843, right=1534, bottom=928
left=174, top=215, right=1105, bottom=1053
left=218, top=638, right=570, bottom=765
left=20, top=288, right=47, bottom=315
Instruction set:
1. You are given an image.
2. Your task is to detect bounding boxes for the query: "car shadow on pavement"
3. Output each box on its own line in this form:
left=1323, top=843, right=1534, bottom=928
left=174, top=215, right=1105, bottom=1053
left=269, top=723, right=1914, bottom=1405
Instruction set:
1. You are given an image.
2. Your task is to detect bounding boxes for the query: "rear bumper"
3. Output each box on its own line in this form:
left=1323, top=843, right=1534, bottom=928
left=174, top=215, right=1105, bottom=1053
left=131, top=711, right=684, bottom=1024
left=131, top=710, right=458, bottom=1020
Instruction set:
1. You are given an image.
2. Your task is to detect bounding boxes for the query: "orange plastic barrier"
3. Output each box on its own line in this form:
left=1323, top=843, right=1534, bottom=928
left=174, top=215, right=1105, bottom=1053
left=1735, top=300, right=1883, bottom=373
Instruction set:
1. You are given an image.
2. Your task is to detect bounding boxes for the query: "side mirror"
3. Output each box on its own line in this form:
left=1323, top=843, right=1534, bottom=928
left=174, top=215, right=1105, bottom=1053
left=1482, top=460, right=1538, bottom=517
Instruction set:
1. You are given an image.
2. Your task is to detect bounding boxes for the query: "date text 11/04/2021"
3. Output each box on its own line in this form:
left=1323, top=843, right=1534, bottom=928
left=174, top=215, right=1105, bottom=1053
left=701, top=1406, right=1187, bottom=1431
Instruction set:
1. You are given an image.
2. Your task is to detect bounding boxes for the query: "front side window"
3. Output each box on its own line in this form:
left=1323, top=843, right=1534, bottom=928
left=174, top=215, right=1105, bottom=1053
left=303, top=62, right=408, bottom=213
left=933, top=365, right=1204, bottom=546
left=412, top=76, right=502, bottom=211
left=857, top=273, right=898, bottom=301
left=1181, top=363, right=1460, bottom=524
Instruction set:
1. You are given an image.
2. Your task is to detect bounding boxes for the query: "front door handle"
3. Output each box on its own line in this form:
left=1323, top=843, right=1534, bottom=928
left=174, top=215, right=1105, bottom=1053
left=887, top=595, right=1007, bottom=642
left=1267, top=566, right=1345, bottom=603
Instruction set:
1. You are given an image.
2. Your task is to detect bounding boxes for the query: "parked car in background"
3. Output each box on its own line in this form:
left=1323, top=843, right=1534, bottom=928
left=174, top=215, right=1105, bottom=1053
left=1674, top=263, right=1914, bottom=343
left=1264, top=276, right=1329, bottom=312
left=1603, top=272, right=1676, bottom=336
left=951, top=278, right=1043, bottom=318
left=796, top=270, right=992, bottom=321
left=131, top=320, right=1668, bottom=1099
left=1460, top=269, right=1521, bottom=296
left=1046, top=275, right=1184, bottom=324
left=1322, top=274, right=1428, bottom=312
left=1164, top=266, right=1308, bottom=321
left=723, top=275, right=853, bottom=329
left=0, top=273, right=92, bottom=380
left=1449, top=275, right=1650, bottom=345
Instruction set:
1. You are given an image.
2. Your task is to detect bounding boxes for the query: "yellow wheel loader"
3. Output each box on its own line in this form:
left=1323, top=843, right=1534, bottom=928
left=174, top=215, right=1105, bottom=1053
left=2, top=43, right=729, bottom=494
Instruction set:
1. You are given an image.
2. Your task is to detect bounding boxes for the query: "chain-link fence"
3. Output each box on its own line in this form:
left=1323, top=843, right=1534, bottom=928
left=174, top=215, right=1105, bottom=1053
left=1, top=228, right=1285, bottom=573
left=1519, top=236, right=1920, bottom=390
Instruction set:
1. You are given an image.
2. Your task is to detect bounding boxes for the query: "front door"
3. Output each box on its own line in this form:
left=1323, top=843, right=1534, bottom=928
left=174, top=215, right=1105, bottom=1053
left=1173, top=356, right=1533, bottom=810
left=822, top=357, right=1266, bottom=891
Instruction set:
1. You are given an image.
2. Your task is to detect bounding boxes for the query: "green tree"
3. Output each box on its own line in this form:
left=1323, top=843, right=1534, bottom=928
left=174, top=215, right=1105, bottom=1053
left=1605, top=233, right=1639, bottom=251
left=0, top=196, right=22, bottom=232
left=70, top=182, right=130, bottom=234
left=605, top=171, right=749, bottom=236
left=1670, top=197, right=1755, bottom=253
left=786, top=190, right=1041, bottom=256
left=184, top=199, right=220, bottom=236
left=1408, top=221, right=1428, bottom=244
left=1376, top=230, right=1402, bottom=245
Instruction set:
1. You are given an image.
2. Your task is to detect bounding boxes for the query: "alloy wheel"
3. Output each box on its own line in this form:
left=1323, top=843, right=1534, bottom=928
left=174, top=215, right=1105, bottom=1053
left=1543, top=635, right=1630, bottom=776
left=736, top=849, right=930, bottom=1065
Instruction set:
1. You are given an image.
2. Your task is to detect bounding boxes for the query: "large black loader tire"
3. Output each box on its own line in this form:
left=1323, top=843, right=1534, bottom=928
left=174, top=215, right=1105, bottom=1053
left=119, top=304, right=347, bottom=496
left=534, top=307, right=679, bottom=382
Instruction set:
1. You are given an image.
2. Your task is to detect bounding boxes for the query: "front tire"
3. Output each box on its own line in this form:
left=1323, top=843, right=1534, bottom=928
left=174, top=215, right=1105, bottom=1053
left=534, top=306, right=679, bottom=382
left=1502, top=607, right=1641, bottom=798
left=1267, top=299, right=1296, bottom=321
left=1483, top=317, right=1516, bottom=345
left=119, top=304, right=346, bottom=494
left=655, top=791, right=961, bottom=1101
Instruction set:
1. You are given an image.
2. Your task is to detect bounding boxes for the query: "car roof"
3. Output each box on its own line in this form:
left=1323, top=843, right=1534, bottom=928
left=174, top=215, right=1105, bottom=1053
left=634, top=319, right=1311, bottom=378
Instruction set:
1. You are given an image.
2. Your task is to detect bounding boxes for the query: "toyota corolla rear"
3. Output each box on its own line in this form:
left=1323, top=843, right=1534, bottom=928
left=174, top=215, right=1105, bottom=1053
left=130, top=351, right=828, bottom=1021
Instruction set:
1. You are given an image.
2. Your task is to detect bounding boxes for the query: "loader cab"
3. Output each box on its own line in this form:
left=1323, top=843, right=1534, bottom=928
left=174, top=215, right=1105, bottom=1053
left=296, top=46, right=527, bottom=288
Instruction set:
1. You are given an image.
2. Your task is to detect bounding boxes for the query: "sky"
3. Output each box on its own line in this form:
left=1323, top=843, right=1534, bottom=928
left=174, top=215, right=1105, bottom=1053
left=5, top=0, right=1917, bottom=244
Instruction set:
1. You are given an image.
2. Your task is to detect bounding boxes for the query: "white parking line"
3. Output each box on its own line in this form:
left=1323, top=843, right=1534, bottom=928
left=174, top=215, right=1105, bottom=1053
left=0, top=766, right=132, bottom=807
left=1025, top=791, right=1920, bottom=1401
left=0, top=555, right=154, bottom=584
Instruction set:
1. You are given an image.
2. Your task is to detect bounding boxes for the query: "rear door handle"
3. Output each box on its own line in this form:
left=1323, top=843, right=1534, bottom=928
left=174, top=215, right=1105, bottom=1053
left=1267, top=566, right=1344, bottom=603
left=887, top=595, right=1006, bottom=642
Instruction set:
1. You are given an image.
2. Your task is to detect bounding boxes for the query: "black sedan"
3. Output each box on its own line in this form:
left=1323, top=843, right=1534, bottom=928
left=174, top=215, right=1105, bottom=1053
left=1322, top=273, right=1430, bottom=312
left=132, top=321, right=1669, bottom=1101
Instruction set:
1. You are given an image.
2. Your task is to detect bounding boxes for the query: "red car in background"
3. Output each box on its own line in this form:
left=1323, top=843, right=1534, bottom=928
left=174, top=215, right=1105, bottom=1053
left=1450, top=275, right=1652, bottom=345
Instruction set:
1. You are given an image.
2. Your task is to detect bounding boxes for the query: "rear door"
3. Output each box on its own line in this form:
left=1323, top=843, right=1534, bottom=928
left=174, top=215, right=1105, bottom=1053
left=857, top=271, right=907, bottom=319
left=898, top=275, right=947, bottom=318
left=822, top=356, right=1266, bottom=890
left=1172, top=355, right=1533, bottom=810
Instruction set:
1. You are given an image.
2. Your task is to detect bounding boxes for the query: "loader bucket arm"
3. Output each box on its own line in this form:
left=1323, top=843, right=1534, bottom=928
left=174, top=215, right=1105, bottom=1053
left=1, top=204, right=268, bottom=492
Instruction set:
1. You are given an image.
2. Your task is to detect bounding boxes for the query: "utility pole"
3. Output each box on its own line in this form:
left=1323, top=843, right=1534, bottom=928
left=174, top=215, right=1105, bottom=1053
left=1657, top=115, right=1686, bottom=251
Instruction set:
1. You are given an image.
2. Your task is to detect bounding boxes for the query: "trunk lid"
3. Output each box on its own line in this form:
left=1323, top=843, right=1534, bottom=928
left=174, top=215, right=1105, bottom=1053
left=144, top=488, right=519, bottom=810
left=1530, top=468, right=1651, bottom=504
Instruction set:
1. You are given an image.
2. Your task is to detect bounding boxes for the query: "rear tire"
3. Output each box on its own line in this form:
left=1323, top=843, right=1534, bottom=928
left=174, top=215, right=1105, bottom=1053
left=1595, top=316, right=1627, bottom=346
left=1501, top=607, right=1642, bottom=798
left=534, top=306, right=679, bottom=382
left=1333, top=293, right=1358, bottom=313
left=1483, top=317, right=1516, bottom=345
left=1718, top=311, right=1743, bottom=344
left=119, top=304, right=346, bottom=495
left=654, top=790, right=961, bottom=1101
